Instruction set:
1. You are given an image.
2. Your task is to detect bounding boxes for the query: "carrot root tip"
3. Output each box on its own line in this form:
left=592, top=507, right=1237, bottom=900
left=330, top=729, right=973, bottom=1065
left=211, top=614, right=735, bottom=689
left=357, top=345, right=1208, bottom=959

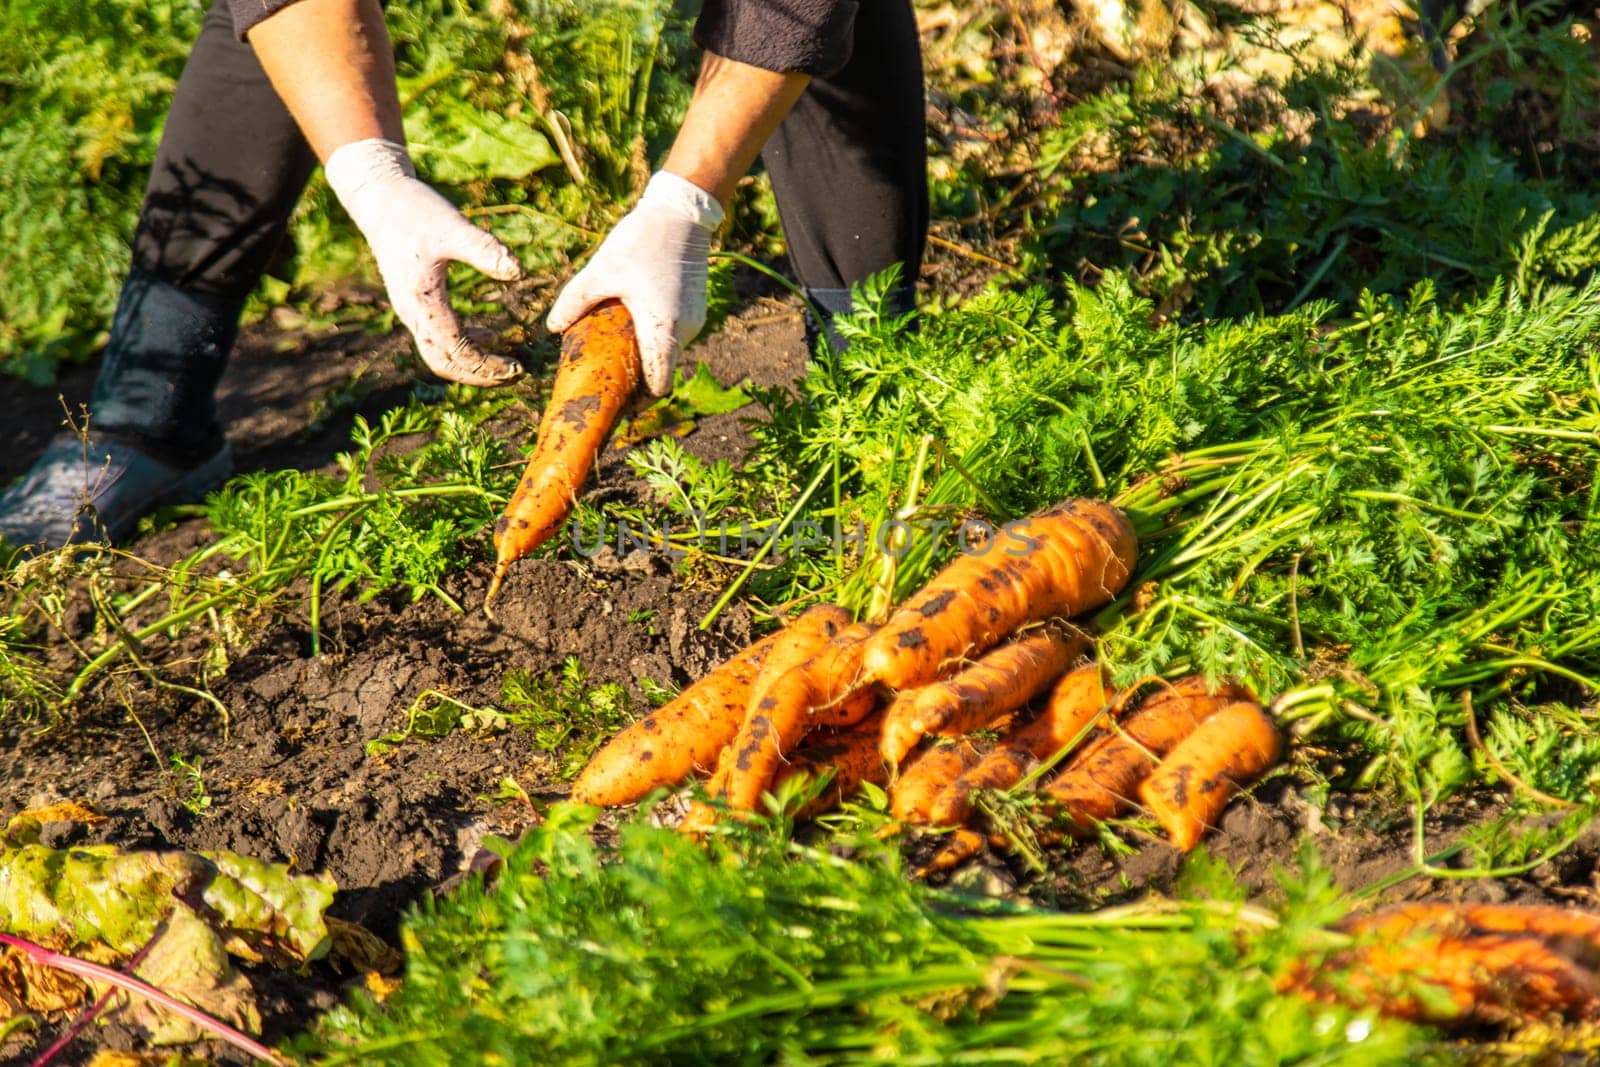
left=484, top=566, right=509, bottom=619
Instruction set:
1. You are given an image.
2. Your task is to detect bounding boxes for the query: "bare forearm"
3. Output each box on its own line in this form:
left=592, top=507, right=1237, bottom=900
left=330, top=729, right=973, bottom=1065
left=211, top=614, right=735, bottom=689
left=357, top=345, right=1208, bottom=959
left=247, top=0, right=402, bottom=162
left=662, top=52, right=810, bottom=206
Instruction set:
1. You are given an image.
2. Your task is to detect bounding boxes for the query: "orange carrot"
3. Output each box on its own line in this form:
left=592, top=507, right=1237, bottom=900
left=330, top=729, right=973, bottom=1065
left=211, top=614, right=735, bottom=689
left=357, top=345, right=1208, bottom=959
left=879, top=625, right=1087, bottom=768
left=487, top=300, right=641, bottom=609
left=916, top=828, right=990, bottom=877
left=1040, top=675, right=1253, bottom=835
left=890, top=740, right=983, bottom=824
left=927, top=663, right=1112, bottom=827
left=857, top=499, right=1136, bottom=690
left=717, top=623, right=878, bottom=813
left=764, top=614, right=870, bottom=729
left=1344, top=904, right=1600, bottom=948
left=1284, top=904, right=1600, bottom=1026
left=1430, top=903, right=1600, bottom=946
left=571, top=610, right=841, bottom=807
left=1137, top=699, right=1281, bottom=850
left=772, top=711, right=890, bottom=819
left=745, top=604, right=852, bottom=711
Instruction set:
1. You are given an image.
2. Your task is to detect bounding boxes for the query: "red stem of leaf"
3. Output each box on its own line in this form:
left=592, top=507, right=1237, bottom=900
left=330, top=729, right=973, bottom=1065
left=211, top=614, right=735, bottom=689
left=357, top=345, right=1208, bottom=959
left=0, top=932, right=286, bottom=1066
left=31, top=926, right=162, bottom=1067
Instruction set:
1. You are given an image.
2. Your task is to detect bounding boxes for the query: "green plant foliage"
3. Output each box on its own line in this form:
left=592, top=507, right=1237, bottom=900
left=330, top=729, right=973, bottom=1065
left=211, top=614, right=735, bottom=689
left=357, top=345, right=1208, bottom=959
left=500, top=656, right=633, bottom=779
left=0, top=0, right=203, bottom=379
left=304, top=812, right=1429, bottom=1064
left=747, top=272, right=1600, bottom=803
left=1012, top=2, right=1600, bottom=322
left=1, top=815, right=333, bottom=962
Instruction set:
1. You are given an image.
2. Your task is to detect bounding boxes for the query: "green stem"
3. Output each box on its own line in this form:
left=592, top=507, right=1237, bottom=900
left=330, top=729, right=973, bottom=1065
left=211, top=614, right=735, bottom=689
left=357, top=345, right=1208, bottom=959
left=698, top=464, right=830, bottom=630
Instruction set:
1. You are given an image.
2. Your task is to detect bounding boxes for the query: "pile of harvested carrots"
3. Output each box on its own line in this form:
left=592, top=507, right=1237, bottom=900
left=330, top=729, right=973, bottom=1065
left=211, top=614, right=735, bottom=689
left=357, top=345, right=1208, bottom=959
left=573, top=496, right=1285, bottom=862
left=489, top=304, right=1284, bottom=861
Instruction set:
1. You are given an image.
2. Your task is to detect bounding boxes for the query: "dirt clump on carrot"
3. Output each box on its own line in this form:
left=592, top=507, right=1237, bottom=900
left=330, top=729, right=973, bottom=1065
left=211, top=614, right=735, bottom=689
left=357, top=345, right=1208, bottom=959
left=487, top=300, right=641, bottom=611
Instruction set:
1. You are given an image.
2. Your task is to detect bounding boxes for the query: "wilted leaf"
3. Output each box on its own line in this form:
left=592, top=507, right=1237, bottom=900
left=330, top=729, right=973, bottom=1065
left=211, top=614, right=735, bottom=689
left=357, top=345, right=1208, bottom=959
left=88, top=1048, right=208, bottom=1066
left=12, top=801, right=106, bottom=827
left=615, top=362, right=751, bottom=447
left=0, top=945, right=89, bottom=1018
left=0, top=820, right=336, bottom=1043
left=327, top=916, right=402, bottom=975
left=0, top=819, right=333, bottom=965
left=121, top=908, right=260, bottom=1046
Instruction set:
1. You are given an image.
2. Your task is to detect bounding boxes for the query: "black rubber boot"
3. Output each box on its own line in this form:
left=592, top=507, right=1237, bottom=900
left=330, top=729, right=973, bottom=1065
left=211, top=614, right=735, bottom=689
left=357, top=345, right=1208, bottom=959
left=89, top=266, right=244, bottom=459
left=802, top=284, right=918, bottom=355
left=0, top=268, right=242, bottom=553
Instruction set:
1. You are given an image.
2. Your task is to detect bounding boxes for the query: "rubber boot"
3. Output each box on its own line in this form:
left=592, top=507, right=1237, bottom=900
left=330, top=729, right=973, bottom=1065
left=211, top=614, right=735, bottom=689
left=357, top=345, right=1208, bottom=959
left=90, top=265, right=243, bottom=459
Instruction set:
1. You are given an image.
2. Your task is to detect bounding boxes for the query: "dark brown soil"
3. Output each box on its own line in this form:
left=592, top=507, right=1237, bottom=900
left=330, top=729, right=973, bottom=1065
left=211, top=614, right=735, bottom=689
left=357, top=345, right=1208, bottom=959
left=4, top=289, right=1598, bottom=1064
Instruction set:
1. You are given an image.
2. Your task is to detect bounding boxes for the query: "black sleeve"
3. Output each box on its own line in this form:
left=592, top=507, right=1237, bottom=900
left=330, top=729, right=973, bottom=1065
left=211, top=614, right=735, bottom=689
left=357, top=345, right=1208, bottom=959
left=227, top=0, right=303, bottom=40
left=694, top=0, right=861, bottom=77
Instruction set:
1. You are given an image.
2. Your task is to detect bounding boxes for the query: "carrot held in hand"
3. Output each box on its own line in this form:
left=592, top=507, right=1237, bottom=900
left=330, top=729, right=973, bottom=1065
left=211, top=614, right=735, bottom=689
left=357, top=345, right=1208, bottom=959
left=1041, top=675, right=1253, bottom=835
left=858, top=499, right=1137, bottom=690
left=486, top=300, right=642, bottom=610
left=880, top=624, right=1086, bottom=768
left=1138, top=699, right=1282, bottom=851
left=928, top=662, right=1112, bottom=827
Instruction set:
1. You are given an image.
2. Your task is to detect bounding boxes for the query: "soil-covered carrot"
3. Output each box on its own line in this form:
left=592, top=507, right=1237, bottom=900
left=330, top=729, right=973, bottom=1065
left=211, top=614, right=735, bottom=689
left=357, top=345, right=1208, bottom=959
left=1344, top=904, right=1600, bottom=949
left=1419, top=903, right=1600, bottom=947
left=572, top=630, right=777, bottom=806
left=764, top=617, right=876, bottom=726
left=916, top=828, right=989, bottom=877
left=745, top=605, right=852, bottom=712
left=1283, top=904, right=1600, bottom=1026
left=486, top=300, right=641, bottom=609
left=858, top=499, right=1136, bottom=690
left=1040, top=675, right=1253, bottom=835
left=718, top=623, right=878, bottom=812
left=880, top=625, right=1087, bottom=768
left=1137, top=699, right=1281, bottom=851
left=890, top=740, right=983, bottom=824
left=772, top=711, right=890, bottom=819
left=927, top=663, right=1112, bottom=827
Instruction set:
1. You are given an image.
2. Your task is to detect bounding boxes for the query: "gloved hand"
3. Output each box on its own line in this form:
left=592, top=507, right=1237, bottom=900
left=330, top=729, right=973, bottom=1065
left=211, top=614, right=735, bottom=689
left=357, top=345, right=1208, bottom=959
left=325, top=138, right=526, bottom=387
left=547, top=171, right=725, bottom=396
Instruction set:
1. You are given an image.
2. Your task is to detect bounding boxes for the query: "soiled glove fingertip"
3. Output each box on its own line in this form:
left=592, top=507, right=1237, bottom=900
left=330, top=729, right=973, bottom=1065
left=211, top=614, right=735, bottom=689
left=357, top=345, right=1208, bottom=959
left=635, top=327, right=677, bottom=397
left=492, top=250, right=526, bottom=283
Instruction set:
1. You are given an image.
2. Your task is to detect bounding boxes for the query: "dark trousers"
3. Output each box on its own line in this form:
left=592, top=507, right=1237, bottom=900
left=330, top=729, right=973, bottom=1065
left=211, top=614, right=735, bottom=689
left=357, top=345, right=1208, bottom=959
left=96, top=0, right=927, bottom=450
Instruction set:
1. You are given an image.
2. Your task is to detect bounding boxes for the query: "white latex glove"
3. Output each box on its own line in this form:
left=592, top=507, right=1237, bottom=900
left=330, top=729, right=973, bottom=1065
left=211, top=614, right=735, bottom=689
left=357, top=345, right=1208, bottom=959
left=546, top=171, right=724, bottom=396
left=325, top=138, right=525, bottom=387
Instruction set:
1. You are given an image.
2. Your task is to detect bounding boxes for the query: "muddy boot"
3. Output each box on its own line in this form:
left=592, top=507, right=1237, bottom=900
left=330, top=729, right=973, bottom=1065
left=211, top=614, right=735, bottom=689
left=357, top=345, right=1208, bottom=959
left=0, top=432, right=233, bottom=552
left=802, top=284, right=918, bottom=355
left=0, top=268, right=241, bottom=553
